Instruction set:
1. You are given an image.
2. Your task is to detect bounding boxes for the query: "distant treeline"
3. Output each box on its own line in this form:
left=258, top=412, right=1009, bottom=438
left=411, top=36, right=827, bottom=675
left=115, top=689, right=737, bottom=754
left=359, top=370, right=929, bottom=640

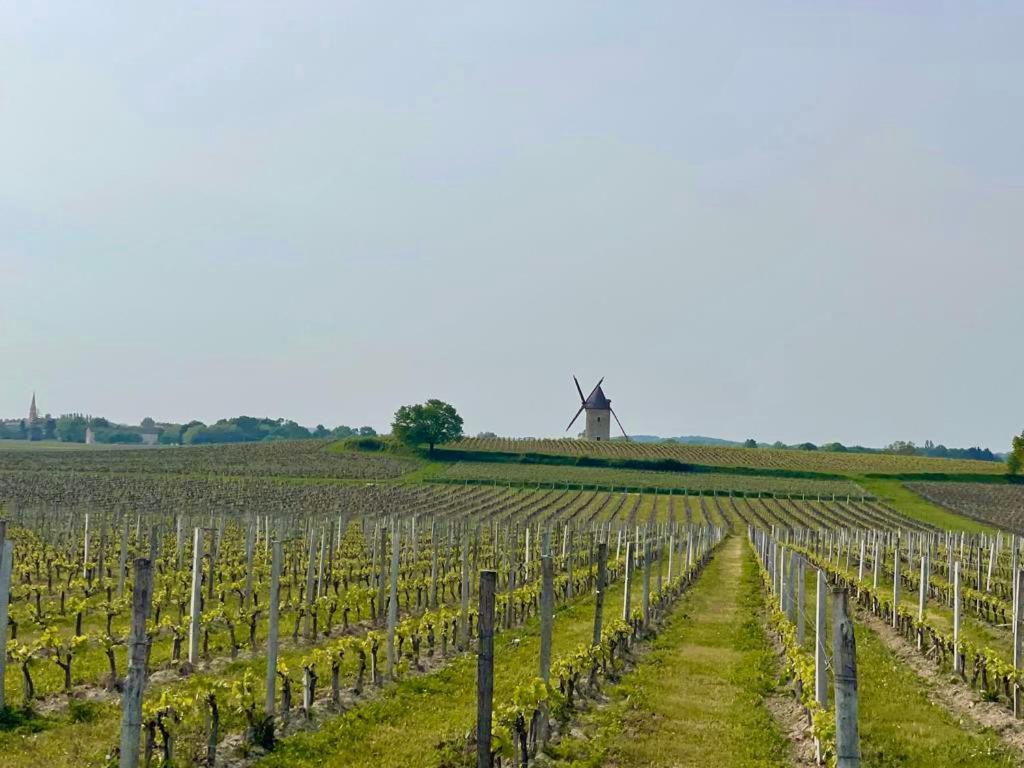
left=612, top=433, right=999, bottom=462
left=739, top=437, right=999, bottom=462
left=162, top=418, right=377, bottom=445
left=1, top=414, right=376, bottom=446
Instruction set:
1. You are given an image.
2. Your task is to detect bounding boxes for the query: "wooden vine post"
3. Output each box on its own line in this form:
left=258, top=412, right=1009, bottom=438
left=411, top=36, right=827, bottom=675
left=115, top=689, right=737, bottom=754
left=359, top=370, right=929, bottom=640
left=304, top=525, right=317, bottom=639
left=118, top=515, right=129, bottom=598
left=266, top=539, right=283, bottom=715
left=815, top=569, right=828, bottom=709
left=1013, top=536, right=1019, bottom=611
left=376, top=523, right=388, bottom=623
left=796, top=556, right=805, bottom=646
left=244, top=522, right=255, bottom=606
left=119, top=558, right=154, bottom=768
left=477, top=570, right=497, bottom=768
left=1014, top=568, right=1024, bottom=718
left=0, top=521, right=12, bottom=711
left=459, top=528, right=470, bottom=650
left=917, top=555, right=928, bottom=650
left=953, top=561, right=962, bottom=674
left=831, top=587, right=861, bottom=767
left=872, top=538, right=880, bottom=591
left=188, top=527, right=204, bottom=665
left=622, top=541, right=633, bottom=622
left=593, top=541, right=608, bottom=645
left=82, top=512, right=90, bottom=579
left=785, top=550, right=796, bottom=623
left=892, top=545, right=900, bottom=628
left=387, top=519, right=400, bottom=680
left=539, top=553, right=554, bottom=681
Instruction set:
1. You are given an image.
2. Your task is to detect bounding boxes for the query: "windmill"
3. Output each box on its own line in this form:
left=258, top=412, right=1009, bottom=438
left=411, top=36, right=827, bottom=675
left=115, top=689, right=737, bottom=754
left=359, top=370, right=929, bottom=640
left=566, top=376, right=627, bottom=441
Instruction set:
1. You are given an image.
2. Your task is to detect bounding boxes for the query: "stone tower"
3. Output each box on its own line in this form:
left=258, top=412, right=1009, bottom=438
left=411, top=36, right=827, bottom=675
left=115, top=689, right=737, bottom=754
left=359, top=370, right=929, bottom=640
left=28, top=393, right=38, bottom=425
left=583, top=385, right=612, bottom=441
left=566, top=376, right=627, bottom=441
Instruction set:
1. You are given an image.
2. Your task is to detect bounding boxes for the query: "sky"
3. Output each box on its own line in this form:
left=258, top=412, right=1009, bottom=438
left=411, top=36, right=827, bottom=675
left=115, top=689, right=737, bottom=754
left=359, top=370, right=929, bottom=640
left=1, top=3, right=1022, bottom=450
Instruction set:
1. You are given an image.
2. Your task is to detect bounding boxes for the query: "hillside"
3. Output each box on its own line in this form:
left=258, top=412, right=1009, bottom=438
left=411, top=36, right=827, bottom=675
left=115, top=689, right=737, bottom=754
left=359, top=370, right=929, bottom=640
left=450, top=436, right=1003, bottom=477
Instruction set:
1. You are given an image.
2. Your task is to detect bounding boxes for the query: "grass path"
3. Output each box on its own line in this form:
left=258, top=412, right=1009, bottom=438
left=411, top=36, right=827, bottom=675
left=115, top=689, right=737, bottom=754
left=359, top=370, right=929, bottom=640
left=550, top=536, right=790, bottom=768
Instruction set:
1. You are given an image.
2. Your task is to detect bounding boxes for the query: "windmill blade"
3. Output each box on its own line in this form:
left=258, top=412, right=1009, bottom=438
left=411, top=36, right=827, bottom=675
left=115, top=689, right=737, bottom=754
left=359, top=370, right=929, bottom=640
left=585, top=377, right=605, bottom=402
left=573, top=375, right=586, bottom=403
left=610, top=407, right=628, bottom=440
left=565, top=404, right=585, bottom=432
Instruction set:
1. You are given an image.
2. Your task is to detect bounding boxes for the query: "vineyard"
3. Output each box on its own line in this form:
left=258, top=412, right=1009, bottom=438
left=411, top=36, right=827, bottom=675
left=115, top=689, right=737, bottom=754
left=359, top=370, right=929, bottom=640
left=439, top=460, right=866, bottom=497
left=450, top=437, right=1003, bottom=476
left=0, top=441, right=415, bottom=480
left=906, top=482, right=1024, bottom=533
left=1, top=447, right=1024, bottom=767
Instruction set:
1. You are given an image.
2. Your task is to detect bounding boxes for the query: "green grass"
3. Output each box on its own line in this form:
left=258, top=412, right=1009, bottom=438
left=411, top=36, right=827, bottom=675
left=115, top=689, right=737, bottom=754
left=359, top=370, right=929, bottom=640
left=548, top=537, right=790, bottom=768
left=857, top=477, right=993, bottom=533
left=856, top=620, right=1014, bottom=766
left=437, top=461, right=864, bottom=497
left=791, top=551, right=1016, bottom=766
left=0, top=700, right=120, bottom=766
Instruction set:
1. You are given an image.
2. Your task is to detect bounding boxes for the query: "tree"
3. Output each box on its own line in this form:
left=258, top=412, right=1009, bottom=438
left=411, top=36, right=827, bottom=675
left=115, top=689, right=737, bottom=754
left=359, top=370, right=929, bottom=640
left=885, top=440, right=917, bottom=455
left=97, top=430, right=143, bottom=444
left=1009, top=430, right=1024, bottom=476
left=358, top=426, right=377, bottom=437
left=159, top=424, right=184, bottom=445
left=313, top=424, right=330, bottom=438
left=743, top=439, right=757, bottom=449
left=56, top=414, right=90, bottom=443
left=181, top=422, right=208, bottom=444
left=141, top=417, right=156, bottom=429
left=391, top=400, right=463, bottom=453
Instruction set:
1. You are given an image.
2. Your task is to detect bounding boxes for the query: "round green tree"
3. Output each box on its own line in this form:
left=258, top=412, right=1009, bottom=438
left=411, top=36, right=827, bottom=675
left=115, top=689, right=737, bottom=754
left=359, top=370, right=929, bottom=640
left=1009, top=429, right=1024, bottom=475
left=391, top=400, right=464, bottom=454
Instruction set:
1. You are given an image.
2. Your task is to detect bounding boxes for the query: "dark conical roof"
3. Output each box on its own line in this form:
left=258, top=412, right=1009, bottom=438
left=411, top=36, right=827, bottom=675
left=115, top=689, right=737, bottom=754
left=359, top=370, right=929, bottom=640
left=585, top=385, right=611, bottom=410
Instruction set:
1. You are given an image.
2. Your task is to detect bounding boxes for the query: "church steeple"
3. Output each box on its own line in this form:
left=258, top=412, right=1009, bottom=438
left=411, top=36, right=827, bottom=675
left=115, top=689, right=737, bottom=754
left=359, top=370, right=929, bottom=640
left=29, top=392, right=38, bottom=424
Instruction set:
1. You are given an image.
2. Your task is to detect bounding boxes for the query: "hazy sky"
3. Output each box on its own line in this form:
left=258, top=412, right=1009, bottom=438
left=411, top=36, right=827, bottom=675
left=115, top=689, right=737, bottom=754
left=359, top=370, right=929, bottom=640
left=2, top=3, right=1022, bottom=449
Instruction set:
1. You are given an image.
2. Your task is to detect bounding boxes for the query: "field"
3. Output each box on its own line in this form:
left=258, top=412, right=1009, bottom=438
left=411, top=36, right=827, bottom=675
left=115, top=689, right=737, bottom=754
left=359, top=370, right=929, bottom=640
left=439, top=460, right=866, bottom=497
left=0, top=440, right=415, bottom=480
left=905, top=482, right=1024, bottom=533
left=1, top=441, right=1023, bottom=768
left=450, top=436, right=1004, bottom=476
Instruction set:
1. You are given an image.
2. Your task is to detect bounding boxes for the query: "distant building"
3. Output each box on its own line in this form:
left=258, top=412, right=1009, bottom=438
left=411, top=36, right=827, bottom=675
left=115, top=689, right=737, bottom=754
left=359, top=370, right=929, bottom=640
left=140, top=431, right=159, bottom=446
left=85, top=427, right=96, bottom=445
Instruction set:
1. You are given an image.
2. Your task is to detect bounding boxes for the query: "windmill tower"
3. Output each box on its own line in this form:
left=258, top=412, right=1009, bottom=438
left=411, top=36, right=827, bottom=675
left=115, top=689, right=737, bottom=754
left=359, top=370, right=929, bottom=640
left=566, top=376, right=627, bottom=441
